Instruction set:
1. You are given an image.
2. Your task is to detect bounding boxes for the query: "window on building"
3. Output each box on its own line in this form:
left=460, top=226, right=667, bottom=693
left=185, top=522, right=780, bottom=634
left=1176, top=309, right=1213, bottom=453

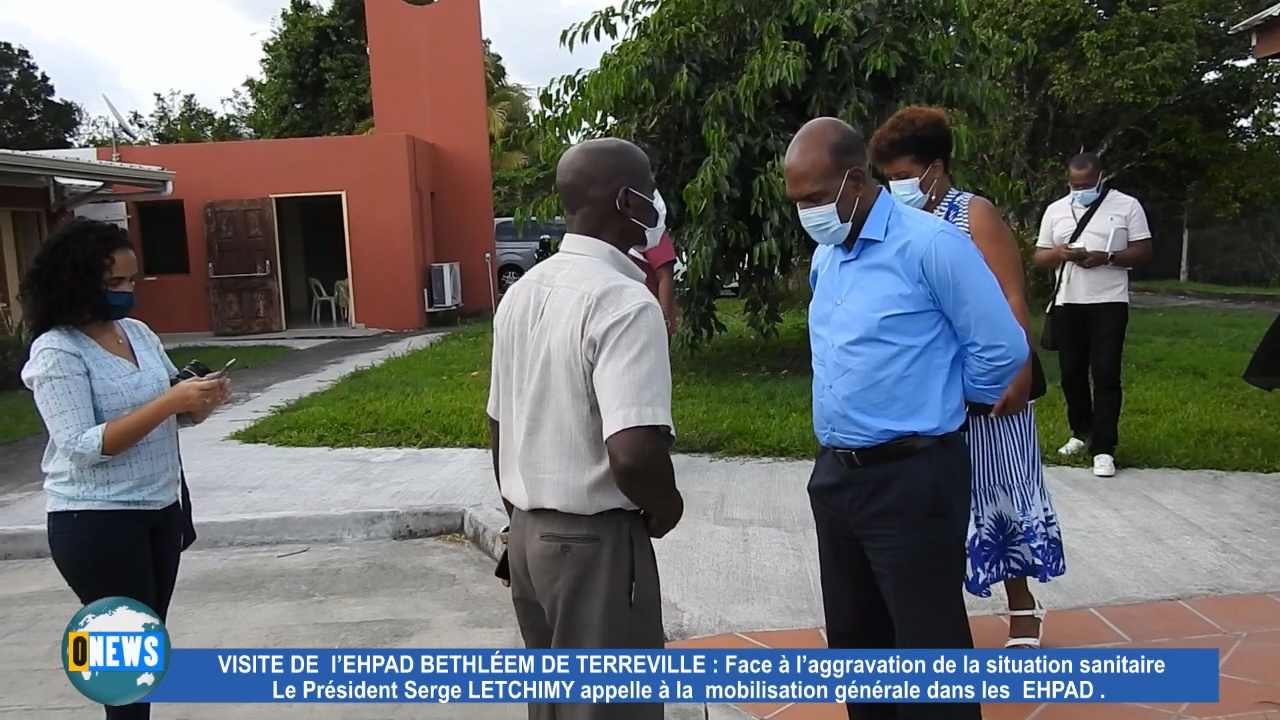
left=136, top=201, right=190, bottom=275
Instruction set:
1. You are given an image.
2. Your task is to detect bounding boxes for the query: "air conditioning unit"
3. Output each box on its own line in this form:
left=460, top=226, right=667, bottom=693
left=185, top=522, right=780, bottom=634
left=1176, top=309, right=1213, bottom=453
left=426, top=262, right=462, bottom=310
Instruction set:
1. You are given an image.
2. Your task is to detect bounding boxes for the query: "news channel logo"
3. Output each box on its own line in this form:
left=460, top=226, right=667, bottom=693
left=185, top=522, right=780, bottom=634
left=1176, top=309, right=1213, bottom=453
left=60, top=597, right=171, bottom=706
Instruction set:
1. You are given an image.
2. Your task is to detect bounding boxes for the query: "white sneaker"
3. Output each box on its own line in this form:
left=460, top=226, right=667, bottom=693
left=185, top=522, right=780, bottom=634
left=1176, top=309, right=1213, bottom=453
left=1093, top=454, right=1116, bottom=477
left=1058, top=437, right=1087, bottom=456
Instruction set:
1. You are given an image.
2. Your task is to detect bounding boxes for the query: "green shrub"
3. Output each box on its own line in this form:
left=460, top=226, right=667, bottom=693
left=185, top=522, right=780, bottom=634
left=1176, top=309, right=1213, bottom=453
left=1022, top=238, right=1055, bottom=312
left=0, top=333, right=27, bottom=392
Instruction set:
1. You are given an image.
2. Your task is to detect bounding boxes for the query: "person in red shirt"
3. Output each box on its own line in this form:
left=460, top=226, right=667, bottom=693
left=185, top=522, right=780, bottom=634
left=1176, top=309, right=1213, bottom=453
left=629, top=231, right=679, bottom=336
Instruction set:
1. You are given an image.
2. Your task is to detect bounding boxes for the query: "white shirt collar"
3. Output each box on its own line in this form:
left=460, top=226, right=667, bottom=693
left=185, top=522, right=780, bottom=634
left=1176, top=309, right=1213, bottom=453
left=558, top=233, right=647, bottom=284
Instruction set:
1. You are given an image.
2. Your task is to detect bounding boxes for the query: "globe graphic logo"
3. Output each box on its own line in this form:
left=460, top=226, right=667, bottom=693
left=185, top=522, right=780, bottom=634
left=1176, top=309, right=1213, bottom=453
left=61, top=597, right=171, bottom=706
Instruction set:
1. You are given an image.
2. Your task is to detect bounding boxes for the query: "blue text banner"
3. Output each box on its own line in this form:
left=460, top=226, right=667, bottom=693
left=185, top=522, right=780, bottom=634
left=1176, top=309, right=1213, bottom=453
left=144, top=649, right=1220, bottom=704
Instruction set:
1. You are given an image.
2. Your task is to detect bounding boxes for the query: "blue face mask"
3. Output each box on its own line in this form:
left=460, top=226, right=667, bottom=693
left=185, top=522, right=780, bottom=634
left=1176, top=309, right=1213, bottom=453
left=797, top=170, right=858, bottom=246
left=1071, top=185, right=1101, bottom=207
left=105, top=290, right=135, bottom=321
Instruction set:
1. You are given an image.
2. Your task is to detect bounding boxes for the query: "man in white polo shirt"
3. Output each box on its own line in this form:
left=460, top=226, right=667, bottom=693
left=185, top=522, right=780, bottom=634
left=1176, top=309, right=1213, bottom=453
left=1034, top=152, right=1152, bottom=477
left=486, top=137, right=682, bottom=720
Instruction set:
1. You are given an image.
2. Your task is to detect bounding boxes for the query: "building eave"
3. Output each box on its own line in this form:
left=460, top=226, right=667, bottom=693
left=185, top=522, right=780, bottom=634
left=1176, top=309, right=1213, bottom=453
left=0, top=149, right=173, bottom=189
left=1230, top=2, right=1280, bottom=34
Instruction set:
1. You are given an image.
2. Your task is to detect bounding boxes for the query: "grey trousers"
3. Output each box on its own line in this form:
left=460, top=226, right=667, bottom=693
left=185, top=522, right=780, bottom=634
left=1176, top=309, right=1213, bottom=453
left=509, top=508, right=664, bottom=720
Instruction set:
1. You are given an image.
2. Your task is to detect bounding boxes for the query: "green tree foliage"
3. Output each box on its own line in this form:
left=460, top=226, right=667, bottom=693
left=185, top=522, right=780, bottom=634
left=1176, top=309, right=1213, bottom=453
left=78, top=92, right=250, bottom=147
left=244, top=0, right=372, bottom=138
left=0, top=41, right=82, bottom=150
left=140, top=91, right=251, bottom=144
left=484, top=39, right=534, bottom=172
left=482, top=40, right=555, bottom=216
left=530, top=0, right=1017, bottom=346
left=246, top=0, right=538, bottom=210
left=967, top=0, right=1280, bottom=289
left=972, top=0, right=1280, bottom=229
left=529, top=0, right=1280, bottom=341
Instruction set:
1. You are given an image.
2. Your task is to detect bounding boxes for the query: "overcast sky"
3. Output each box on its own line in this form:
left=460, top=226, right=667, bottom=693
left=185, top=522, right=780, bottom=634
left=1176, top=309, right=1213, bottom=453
left=0, top=0, right=616, bottom=120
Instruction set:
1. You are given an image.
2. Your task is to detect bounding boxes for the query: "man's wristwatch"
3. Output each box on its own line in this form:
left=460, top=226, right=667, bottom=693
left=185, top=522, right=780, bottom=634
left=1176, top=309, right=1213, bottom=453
left=1105, top=253, right=1115, bottom=267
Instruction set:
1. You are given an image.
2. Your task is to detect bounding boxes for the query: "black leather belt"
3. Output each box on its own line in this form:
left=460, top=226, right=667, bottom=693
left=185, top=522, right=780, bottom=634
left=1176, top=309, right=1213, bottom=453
left=828, top=432, right=960, bottom=469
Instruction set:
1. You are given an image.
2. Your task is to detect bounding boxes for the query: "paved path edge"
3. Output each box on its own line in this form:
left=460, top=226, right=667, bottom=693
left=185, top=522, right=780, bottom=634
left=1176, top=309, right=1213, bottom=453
left=0, top=503, right=704, bottom=642
left=0, top=505, right=476, bottom=561
left=0, top=504, right=751, bottom=718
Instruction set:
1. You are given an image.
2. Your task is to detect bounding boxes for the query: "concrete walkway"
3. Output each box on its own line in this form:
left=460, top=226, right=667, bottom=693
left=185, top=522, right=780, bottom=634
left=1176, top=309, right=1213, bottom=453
left=1131, top=290, right=1280, bottom=314
left=0, top=333, right=1277, bottom=643
left=0, top=538, right=525, bottom=719
left=0, top=536, right=740, bottom=719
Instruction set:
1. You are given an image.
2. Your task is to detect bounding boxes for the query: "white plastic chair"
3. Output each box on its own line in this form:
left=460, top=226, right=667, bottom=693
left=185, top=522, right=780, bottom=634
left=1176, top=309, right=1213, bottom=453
left=334, top=279, right=351, bottom=324
left=308, top=278, right=338, bottom=327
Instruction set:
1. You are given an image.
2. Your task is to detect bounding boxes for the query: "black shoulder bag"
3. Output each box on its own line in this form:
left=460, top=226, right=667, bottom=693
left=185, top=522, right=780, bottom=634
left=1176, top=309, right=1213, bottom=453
left=1039, top=187, right=1109, bottom=352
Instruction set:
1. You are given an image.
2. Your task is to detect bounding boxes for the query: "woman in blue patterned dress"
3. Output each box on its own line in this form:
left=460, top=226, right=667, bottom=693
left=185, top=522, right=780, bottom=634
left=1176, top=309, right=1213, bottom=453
left=870, top=106, right=1065, bottom=648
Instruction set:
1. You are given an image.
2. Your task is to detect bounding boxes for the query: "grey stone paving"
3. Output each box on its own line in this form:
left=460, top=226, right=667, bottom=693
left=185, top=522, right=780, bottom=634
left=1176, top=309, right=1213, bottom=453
left=0, top=538, right=525, bottom=718
left=1130, top=290, right=1280, bottom=313
left=0, top=538, right=725, bottom=719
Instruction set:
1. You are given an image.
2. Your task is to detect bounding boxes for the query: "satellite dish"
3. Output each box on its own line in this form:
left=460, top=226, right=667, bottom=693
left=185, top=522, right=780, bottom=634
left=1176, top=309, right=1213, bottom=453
left=103, top=95, right=141, bottom=143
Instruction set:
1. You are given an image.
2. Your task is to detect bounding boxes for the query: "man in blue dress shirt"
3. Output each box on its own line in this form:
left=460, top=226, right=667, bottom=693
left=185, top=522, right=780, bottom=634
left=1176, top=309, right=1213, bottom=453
left=784, top=118, right=1028, bottom=720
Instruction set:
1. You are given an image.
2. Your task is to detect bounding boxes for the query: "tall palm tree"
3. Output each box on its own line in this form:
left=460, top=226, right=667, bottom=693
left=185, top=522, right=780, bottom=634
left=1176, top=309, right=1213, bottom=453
left=482, top=40, right=533, bottom=171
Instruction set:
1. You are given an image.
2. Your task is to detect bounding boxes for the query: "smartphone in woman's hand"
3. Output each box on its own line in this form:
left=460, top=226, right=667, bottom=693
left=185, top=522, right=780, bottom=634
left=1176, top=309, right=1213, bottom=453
left=204, top=358, right=237, bottom=379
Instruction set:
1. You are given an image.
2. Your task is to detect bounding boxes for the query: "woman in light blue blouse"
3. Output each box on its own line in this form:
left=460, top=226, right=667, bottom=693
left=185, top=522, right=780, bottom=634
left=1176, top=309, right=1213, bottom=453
left=19, top=219, right=229, bottom=720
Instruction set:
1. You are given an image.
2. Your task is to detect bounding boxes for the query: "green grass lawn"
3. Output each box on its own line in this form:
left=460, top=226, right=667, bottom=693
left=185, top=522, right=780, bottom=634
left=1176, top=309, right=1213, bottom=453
left=0, top=344, right=295, bottom=446
left=235, top=305, right=1280, bottom=473
left=1133, top=279, right=1280, bottom=297
left=0, top=390, right=42, bottom=445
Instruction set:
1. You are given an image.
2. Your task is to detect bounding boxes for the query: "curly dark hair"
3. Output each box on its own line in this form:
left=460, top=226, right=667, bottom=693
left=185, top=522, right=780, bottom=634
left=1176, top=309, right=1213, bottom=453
left=869, top=106, right=954, bottom=172
left=18, top=218, right=134, bottom=340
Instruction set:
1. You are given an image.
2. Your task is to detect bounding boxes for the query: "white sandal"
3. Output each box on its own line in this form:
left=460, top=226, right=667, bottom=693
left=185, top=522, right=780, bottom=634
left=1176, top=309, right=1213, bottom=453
left=1005, top=600, right=1047, bottom=649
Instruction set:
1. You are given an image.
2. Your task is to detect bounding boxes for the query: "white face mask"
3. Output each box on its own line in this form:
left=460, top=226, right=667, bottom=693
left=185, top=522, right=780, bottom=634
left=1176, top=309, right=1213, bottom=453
left=620, top=188, right=667, bottom=251
left=797, top=170, right=857, bottom=246
left=888, top=166, right=939, bottom=210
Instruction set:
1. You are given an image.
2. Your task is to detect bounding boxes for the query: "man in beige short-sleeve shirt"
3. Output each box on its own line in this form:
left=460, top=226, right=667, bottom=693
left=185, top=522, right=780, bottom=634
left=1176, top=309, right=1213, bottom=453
left=486, top=137, right=682, bottom=720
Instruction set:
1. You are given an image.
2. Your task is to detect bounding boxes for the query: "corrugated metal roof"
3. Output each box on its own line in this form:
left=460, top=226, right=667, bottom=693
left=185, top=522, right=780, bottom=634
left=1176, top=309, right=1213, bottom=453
left=0, top=148, right=172, bottom=186
left=1230, top=2, right=1280, bottom=34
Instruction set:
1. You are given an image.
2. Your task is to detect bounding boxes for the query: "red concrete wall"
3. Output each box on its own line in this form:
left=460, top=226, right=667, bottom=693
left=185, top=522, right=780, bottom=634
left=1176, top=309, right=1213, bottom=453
left=1256, top=21, right=1280, bottom=60
left=410, top=136, right=435, bottom=298
left=98, top=134, right=426, bottom=334
left=366, top=0, right=496, bottom=314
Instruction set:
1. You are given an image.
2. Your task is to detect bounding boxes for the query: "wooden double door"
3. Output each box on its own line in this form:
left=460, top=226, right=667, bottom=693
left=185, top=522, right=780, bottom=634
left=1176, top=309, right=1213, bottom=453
left=205, top=199, right=285, bottom=336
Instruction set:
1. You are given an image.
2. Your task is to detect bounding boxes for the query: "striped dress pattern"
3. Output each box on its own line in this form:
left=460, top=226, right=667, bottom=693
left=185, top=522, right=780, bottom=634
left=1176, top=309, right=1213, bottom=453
left=934, top=188, right=1067, bottom=597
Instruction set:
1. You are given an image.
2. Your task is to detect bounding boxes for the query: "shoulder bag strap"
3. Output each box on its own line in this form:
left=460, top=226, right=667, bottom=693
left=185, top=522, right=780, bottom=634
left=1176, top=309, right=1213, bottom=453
left=1046, top=187, right=1110, bottom=311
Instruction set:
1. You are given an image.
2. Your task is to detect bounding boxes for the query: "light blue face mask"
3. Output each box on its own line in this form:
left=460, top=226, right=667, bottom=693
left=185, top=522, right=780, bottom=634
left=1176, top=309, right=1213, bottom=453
left=888, top=168, right=939, bottom=211
left=797, top=170, right=858, bottom=246
left=1071, top=188, right=1101, bottom=206
left=1070, top=180, right=1102, bottom=207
